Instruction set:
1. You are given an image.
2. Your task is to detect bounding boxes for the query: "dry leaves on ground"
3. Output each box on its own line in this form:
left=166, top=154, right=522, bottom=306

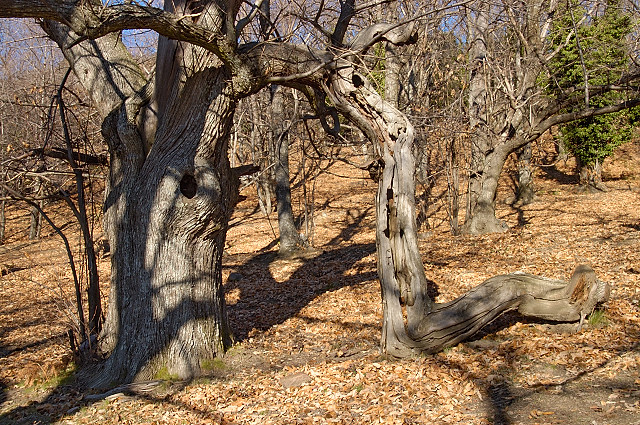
left=1, top=141, right=639, bottom=424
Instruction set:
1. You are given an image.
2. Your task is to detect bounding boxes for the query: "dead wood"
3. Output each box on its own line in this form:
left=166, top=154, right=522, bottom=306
left=384, top=265, right=610, bottom=357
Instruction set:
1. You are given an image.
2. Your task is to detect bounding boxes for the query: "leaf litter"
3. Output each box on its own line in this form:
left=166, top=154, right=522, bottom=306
left=0, top=140, right=639, bottom=424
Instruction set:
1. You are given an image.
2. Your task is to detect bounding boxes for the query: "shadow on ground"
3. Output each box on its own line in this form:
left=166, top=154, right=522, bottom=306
left=225, top=242, right=377, bottom=341
left=0, top=238, right=377, bottom=424
left=539, top=164, right=579, bottom=185
left=441, top=333, right=640, bottom=425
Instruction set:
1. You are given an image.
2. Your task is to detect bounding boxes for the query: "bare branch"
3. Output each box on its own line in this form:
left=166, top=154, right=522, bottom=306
left=0, top=1, right=241, bottom=70
left=236, top=0, right=266, bottom=36
left=331, top=0, right=355, bottom=47
left=347, top=21, right=417, bottom=52
left=531, top=99, right=640, bottom=143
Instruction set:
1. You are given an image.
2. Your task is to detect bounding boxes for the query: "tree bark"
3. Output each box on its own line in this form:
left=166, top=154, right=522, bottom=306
left=96, top=67, right=236, bottom=385
left=323, top=60, right=431, bottom=351
left=271, top=86, right=304, bottom=256
left=411, top=265, right=609, bottom=353
left=0, top=198, right=5, bottom=244
left=577, top=157, right=607, bottom=192
left=514, top=143, right=535, bottom=206
left=29, top=179, right=43, bottom=240
left=463, top=147, right=510, bottom=234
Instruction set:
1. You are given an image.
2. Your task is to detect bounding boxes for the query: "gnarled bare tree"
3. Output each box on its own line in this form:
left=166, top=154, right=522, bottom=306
left=0, top=0, right=612, bottom=385
left=462, top=0, right=640, bottom=234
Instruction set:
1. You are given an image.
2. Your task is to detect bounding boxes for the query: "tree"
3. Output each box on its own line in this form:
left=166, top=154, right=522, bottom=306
left=561, top=100, right=638, bottom=190
left=0, top=0, right=613, bottom=385
left=271, top=85, right=308, bottom=256
left=461, top=0, right=640, bottom=234
left=550, top=0, right=639, bottom=190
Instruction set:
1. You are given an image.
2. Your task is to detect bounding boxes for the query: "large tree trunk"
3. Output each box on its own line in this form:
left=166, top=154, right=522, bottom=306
left=514, top=143, right=535, bottom=206
left=374, top=111, right=609, bottom=356
left=463, top=147, right=510, bottom=234
left=325, top=61, right=431, bottom=354
left=41, top=2, right=241, bottom=385
left=97, top=67, right=236, bottom=385
left=412, top=265, right=610, bottom=352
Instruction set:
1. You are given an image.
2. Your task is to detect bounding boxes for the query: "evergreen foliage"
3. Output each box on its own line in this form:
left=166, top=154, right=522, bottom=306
left=548, top=0, right=638, bottom=167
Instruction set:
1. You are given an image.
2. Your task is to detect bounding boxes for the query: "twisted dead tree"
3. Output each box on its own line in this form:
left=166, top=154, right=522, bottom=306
left=322, top=18, right=610, bottom=356
left=339, top=60, right=611, bottom=354
left=0, top=0, right=611, bottom=385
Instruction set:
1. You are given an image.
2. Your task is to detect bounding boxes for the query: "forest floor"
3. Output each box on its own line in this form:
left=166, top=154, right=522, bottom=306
left=0, top=139, right=639, bottom=425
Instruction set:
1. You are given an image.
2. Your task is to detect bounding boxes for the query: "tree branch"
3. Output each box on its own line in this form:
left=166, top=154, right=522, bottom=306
left=0, top=1, right=241, bottom=70
left=30, top=147, right=108, bottom=166
left=530, top=99, right=640, bottom=144
left=331, top=0, right=355, bottom=47
left=236, top=0, right=266, bottom=36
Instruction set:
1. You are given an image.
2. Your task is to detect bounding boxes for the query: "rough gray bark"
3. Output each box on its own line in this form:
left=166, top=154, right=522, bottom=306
left=106, top=49, right=240, bottom=388
left=98, top=66, right=238, bottom=384
left=323, top=58, right=431, bottom=347
left=411, top=265, right=610, bottom=354
left=464, top=152, right=511, bottom=234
